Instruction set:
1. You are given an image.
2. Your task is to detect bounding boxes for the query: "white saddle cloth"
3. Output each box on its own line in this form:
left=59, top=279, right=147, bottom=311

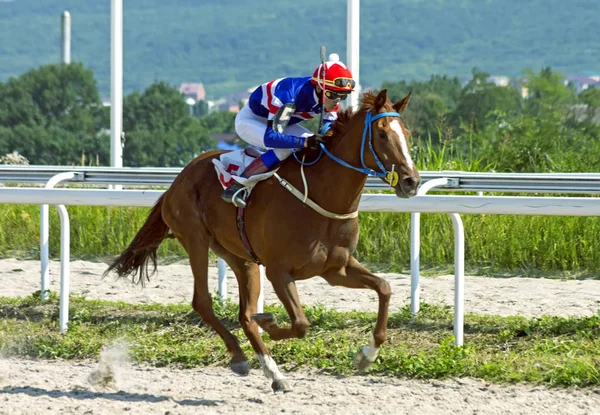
left=212, top=148, right=277, bottom=190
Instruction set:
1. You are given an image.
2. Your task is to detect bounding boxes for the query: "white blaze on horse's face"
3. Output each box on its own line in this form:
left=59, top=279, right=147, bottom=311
left=389, top=119, right=414, bottom=170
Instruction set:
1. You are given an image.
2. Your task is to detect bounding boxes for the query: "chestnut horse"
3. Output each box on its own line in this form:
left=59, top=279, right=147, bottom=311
left=105, top=89, right=420, bottom=392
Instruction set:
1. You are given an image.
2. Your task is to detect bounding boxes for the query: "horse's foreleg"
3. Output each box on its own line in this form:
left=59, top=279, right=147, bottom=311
left=321, top=255, right=392, bottom=371
left=223, top=256, right=291, bottom=392
left=254, top=268, right=309, bottom=341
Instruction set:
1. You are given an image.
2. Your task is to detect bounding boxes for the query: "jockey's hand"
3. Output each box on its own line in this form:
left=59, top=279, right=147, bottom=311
left=304, top=134, right=325, bottom=150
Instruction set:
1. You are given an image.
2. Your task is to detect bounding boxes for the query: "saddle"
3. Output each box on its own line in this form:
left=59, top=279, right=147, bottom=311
left=212, top=147, right=276, bottom=190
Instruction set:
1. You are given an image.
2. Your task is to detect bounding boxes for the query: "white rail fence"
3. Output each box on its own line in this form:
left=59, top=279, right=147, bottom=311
left=2, top=180, right=600, bottom=345
left=5, top=167, right=600, bottom=311
left=0, top=166, right=600, bottom=344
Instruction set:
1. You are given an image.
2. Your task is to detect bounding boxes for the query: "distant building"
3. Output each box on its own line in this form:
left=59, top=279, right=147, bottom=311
left=217, top=88, right=252, bottom=113
left=563, top=75, right=599, bottom=93
left=487, top=76, right=510, bottom=87
left=179, top=82, right=206, bottom=102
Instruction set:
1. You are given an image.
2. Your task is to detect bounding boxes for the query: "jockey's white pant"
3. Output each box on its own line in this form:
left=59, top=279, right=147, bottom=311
left=235, top=105, right=312, bottom=163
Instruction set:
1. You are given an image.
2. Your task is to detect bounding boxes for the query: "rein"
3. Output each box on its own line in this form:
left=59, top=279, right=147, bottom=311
left=320, top=111, right=401, bottom=187
left=277, top=111, right=402, bottom=219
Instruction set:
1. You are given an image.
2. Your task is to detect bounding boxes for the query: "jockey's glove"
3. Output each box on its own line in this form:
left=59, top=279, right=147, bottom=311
left=304, top=134, right=325, bottom=150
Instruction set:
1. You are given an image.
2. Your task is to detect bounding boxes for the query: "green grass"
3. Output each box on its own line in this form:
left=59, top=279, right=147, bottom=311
left=1, top=293, right=599, bottom=387
left=1, top=201, right=599, bottom=276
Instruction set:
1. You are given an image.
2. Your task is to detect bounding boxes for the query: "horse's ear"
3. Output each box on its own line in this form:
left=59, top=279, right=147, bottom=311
left=374, top=89, right=388, bottom=112
left=393, top=91, right=412, bottom=114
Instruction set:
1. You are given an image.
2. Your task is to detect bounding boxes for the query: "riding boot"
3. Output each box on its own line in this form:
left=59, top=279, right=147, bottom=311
left=221, top=154, right=271, bottom=207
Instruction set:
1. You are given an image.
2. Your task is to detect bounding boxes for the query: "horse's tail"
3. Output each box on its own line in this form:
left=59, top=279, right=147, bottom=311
left=103, top=194, right=170, bottom=286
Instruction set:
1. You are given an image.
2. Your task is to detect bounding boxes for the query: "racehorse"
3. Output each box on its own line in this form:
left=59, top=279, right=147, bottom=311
left=104, top=89, right=420, bottom=392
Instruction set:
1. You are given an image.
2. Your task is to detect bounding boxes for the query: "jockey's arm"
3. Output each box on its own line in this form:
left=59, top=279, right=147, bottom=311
left=263, top=120, right=306, bottom=149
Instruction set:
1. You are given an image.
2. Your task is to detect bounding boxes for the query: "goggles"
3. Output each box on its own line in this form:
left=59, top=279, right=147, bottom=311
left=324, top=89, right=350, bottom=101
left=314, top=76, right=356, bottom=91
left=331, top=77, right=356, bottom=89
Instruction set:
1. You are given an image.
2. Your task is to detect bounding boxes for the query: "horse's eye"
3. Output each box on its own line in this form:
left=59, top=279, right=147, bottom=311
left=377, top=129, right=387, bottom=140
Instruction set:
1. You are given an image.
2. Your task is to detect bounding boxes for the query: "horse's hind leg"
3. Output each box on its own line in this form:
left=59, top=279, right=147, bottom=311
left=217, top=253, right=291, bottom=392
left=178, top=234, right=249, bottom=376
left=320, top=255, right=392, bottom=371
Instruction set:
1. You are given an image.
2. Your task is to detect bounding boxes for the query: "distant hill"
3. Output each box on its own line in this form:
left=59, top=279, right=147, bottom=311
left=1, top=0, right=598, bottom=98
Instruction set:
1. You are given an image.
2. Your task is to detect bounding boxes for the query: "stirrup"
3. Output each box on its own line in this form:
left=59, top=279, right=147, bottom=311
left=221, top=183, right=248, bottom=208
left=231, top=186, right=249, bottom=208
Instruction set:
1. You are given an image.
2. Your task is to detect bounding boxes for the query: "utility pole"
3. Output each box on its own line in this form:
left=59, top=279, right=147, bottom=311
left=346, top=0, right=360, bottom=110
left=111, top=0, right=123, bottom=182
left=61, top=11, right=71, bottom=64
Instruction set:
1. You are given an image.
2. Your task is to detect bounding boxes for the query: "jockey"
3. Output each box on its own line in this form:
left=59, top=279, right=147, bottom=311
left=221, top=53, right=356, bottom=207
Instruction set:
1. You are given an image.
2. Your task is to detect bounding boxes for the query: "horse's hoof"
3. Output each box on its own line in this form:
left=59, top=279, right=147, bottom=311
left=251, top=313, right=276, bottom=331
left=251, top=312, right=273, bottom=322
left=230, top=360, right=249, bottom=376
left=354, top=349, right=375, bottom=372
left=271, top=379, right=292, bottom=393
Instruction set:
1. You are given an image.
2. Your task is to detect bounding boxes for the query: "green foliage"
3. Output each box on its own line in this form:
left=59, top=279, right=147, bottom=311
left=0, top=1, right=598, bottom=98
left=122, top=81, right=216, bottom=167
left=523, top=67, right=578, bottom=118
left=198, top=110, right=236, bottom=134
left=382, top=75, right=463, bottom=140
left=0, top=63, right=109, bottom=164
left=451, top=69, right=522, bottom=133
left=579, top=87, right=600, bottom=109
left=0, top=204, right=186, bottom=259
left=123, top=81, right=189, bottom=132
left=0, top=67, right=217, bottom=166
left=380, top=67, right=600, bottom=174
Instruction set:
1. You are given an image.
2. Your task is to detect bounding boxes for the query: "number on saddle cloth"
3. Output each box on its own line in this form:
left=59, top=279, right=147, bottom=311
left=213, top=148, right=272, bottom=190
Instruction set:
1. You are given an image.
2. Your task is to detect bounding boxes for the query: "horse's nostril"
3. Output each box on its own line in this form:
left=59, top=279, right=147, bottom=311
left=402, top=176, right=420, bottom=189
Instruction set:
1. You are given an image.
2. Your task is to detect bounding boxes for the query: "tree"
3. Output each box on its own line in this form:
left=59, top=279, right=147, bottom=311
left=579, top=87, right=600, bottom=109
left=522, top=67, right=576, bottom=118
left=198, top=110, right=236, bottom=134
left=0, top=63, right=108, bottom=165
left=382, top=75, right=463, bottom=141
left=122, top=81, right=216, bottom=166
left=451, top=69, right=522, bottom=133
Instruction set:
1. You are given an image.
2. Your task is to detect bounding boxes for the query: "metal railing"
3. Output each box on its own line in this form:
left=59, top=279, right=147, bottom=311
left=3, top=166, right=600, bottom=194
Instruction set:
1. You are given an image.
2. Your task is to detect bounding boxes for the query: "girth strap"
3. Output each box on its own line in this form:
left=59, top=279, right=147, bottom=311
left=236, top=207, right=262, bottom=264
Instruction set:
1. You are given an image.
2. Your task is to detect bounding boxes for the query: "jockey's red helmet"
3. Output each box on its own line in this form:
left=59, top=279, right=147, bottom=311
left=311, top=53, right=355, bottom=93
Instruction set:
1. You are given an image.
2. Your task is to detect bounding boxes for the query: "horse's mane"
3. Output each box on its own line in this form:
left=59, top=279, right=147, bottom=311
left=325, top=91, right=390, bottom=149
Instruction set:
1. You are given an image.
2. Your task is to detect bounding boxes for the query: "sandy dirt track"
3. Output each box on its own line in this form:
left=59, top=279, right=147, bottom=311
left=1, top=259, right=600, bottom=414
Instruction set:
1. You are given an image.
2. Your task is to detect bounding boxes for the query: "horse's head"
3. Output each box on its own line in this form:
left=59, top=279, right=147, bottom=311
left=359, top=89, right=421, bottom=198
